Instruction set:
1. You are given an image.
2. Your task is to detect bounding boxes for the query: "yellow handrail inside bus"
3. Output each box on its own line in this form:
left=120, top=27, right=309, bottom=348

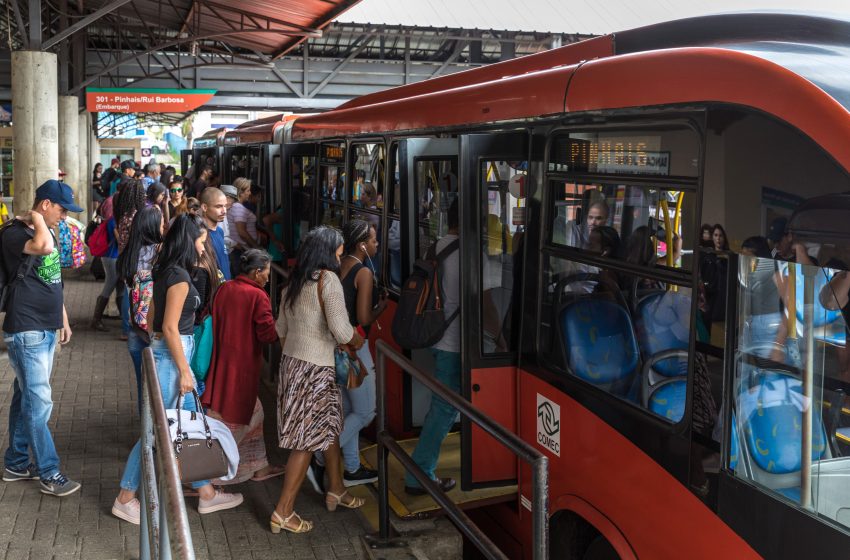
left=660, top=199, right=673, bottom=269
left=674, top=192, right=684, bottom=238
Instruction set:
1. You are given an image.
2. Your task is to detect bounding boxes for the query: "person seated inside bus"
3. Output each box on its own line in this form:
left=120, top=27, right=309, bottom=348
left=569, top=199, right=610, bottom=249
left=586, top=225, right=621, bottom=296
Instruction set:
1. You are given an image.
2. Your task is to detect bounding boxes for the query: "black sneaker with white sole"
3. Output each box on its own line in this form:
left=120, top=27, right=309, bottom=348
left=3, top=464, right=40, bottom=482
left=343, top=465, right=378, bottom=487
left=39, top=472, right=81, bottom=497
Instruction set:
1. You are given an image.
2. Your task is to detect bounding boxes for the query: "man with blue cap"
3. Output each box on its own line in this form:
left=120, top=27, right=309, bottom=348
left=0, top=179, right=82, bottom=497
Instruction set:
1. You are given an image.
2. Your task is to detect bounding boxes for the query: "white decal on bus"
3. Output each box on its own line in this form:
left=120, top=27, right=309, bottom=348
left=536, top=394, right=561, bottom=457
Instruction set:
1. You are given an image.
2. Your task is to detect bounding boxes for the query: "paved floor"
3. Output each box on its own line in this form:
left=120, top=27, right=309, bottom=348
left=0, top=268, right=370, bottom=560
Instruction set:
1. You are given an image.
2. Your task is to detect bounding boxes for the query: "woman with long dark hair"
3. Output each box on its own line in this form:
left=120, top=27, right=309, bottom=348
left=701, top=223, right=730, bottom=343
left=272, top=226, right=365, bottom=534
left=117, top=206, right=164, bottom=411
left=168, top=176, right=188, bottom=219
left=92, top=163, right=103, bottom=197
left=112, top=214, right=243, bottom=525
left=332, top=220, right=387, bottom=487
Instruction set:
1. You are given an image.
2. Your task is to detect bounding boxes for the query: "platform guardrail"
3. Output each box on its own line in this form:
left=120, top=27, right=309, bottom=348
left=139, top=348, right=195, bottom=560
left=374, top=340, right=549, bottom=560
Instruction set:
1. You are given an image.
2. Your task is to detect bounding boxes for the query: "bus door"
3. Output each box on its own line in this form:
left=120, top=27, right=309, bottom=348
left=392, top=138, right=459, bottom=438
left=282, top=142, right=318, bottom=258
left=180, top=149, right=193, bottom=177
left=262, top=143, right=283, bottom=308
left=459, top=131, right=530, bottom=488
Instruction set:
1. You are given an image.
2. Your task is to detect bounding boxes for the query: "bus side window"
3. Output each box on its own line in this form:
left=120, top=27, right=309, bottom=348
left=480, top=160, right=526, bottom=354
left=414, top=158, right=458, bottom=258
left=387, top=144, right=402, bottom=291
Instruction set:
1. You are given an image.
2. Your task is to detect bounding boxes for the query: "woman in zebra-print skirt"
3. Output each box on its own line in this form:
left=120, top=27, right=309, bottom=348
left=271, top=227, right=365, bottom=534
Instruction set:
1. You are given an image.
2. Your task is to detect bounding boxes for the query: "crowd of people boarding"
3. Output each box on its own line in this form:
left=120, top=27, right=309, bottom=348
left=1, top=155, right=468, bottom=536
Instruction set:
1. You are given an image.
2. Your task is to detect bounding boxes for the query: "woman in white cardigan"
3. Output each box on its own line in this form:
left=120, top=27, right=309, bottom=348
left=272, top=226, right=365, bottom=534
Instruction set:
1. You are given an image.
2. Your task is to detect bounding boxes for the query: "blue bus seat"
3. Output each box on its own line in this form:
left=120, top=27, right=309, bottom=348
left=635, top=291, right=691, bottom=422
left=730, top=411, right=739, bottom=471
left=558, top=298, right=640, bottom=397
left=737, top=371, right=828, bottom=502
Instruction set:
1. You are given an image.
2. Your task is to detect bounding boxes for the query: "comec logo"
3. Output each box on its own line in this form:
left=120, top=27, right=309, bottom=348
left=536, top=394, right=561, bottom=456
left=537, top=401, right=560, bottom=436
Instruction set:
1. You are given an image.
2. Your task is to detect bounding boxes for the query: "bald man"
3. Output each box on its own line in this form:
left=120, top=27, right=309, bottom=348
left=200, top=187, right=232, bottom=280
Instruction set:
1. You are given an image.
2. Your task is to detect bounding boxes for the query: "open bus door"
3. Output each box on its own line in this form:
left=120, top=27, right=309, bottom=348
left=393, top=138, right=460, bottom=438
left=458, top=131, right=530, bottom=489
left=180, top=149, right=193, bottom=177
left=263, top=143, right=283, bottom=310
left=281, top=142, right=318, bottom=260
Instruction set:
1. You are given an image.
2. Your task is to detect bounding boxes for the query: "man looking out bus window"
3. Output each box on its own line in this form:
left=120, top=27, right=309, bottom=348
left=404, top=198, right=459, bottom=496
left=570, top=199, right=609, bottom=249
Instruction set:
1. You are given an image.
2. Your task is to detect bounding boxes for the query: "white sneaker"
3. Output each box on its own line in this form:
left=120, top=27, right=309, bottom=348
left=112, top=498, right=141, bottom=525
left=198, top=490, right=243, bottom=514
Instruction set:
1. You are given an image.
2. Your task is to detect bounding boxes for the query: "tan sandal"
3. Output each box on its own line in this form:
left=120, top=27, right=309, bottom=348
left=325, top=490, right=365, bottom=512
left=270, top=510, right=313, bottom=534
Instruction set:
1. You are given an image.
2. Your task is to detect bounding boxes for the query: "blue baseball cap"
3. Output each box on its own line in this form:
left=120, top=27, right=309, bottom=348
left=35, top=179, right=84, bottom=213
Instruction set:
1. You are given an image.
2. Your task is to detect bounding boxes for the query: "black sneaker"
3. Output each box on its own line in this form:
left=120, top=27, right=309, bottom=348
left=3, top=464, right=40, bottom=482
left=39, top=472, right=81, bottom=497
left=343, top=464, right=378, bottom=487
left=304, top=458, right=325, bottom=494
left=404, top=477, right=456, bottom=496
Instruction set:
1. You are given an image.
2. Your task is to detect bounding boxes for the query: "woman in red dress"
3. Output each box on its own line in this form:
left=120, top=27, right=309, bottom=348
left=202, top=248, right=284, bottom=483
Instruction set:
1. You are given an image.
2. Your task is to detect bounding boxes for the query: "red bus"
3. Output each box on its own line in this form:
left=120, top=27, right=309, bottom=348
left=247, top=12, right=850, bottom=558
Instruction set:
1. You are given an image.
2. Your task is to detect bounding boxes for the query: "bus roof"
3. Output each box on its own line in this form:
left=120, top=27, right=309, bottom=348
left=224, top=114, right=300, bottom=146
left=193, top=128, right=229, bottom=148
left=291, top=12, right=850, bottom=172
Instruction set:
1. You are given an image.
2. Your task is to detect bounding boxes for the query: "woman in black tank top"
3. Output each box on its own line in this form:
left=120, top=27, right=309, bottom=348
left=336, top=220, right=387, bottom=485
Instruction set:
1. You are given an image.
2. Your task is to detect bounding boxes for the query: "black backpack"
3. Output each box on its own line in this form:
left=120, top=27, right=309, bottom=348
left=391, top=239, right=459, bottom=349
left=0, top=221, right=36, bottom=313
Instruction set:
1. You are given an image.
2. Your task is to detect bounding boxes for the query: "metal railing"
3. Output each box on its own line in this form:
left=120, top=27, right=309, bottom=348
left=374, top=340, right=550, bottom=560
left=139, top=348, right=195, bottom=560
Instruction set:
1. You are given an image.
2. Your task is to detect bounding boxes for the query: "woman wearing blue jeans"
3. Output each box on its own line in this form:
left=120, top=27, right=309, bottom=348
left=117, top=207, right=164, bottom=412
left=309, top=220, right=387, bottom=488
left=112, top=214, right=243, bottom=525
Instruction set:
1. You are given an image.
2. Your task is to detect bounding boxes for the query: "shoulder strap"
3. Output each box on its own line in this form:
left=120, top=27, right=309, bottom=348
left=435, top=238, right=459, bottom=262
left=1, top=221, right=37, bottom=282
left=317, top=270, right=327, bottom=319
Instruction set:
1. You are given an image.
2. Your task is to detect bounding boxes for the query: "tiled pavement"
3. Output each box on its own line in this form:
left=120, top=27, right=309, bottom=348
left=0, top=268, right=370, bottom=560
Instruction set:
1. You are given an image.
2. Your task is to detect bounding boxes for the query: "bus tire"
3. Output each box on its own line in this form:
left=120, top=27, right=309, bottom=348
left=582, top=535, right=620, bottom=560
left=549, top=510, right=597, bottom=559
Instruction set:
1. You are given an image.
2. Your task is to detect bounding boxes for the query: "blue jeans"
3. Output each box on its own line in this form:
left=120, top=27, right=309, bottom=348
left=3, top=330, right=60, bottom=480
left=127, top=329, right=149, bottom=414
left=118, top=285, right=130, bottom=336
left=405, top=349, right=461, bottom=488
left=120, top=335, right=206, bottom=491
left=339, top=343, right=377, bottom=473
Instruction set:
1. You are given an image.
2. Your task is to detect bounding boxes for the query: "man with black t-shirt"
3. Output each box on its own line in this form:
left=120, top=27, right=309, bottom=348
left=1, top=180, right=82, bottom=497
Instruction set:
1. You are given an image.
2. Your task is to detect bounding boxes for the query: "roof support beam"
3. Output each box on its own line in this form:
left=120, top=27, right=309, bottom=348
left=308, top=32, right=377, bottom=98
left=42, top=0, right=135, bottom=50
left=71, top=28, right=320, bottom=94
left=28, top=0, right=41, bottom=49
left=9, top=0, right=27, bottom=48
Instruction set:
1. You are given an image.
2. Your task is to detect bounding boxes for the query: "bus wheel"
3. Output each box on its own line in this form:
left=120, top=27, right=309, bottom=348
left=582, top=535, right=619, bottom=560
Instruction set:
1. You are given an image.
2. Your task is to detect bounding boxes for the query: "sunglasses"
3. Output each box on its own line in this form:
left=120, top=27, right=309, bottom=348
left=170, top=188, right=183, bottom=193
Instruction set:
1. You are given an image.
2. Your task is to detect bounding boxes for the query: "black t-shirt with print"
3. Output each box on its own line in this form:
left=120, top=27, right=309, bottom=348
left=152, top=266, right=200, bottom=336
left=2, top=220, right=64, bottom=333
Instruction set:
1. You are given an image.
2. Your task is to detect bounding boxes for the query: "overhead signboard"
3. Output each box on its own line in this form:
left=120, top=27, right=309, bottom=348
left=86, top=88, right=216, bottom=113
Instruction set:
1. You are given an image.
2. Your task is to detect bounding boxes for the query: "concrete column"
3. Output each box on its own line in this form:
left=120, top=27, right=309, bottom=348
left=58, top=95, right=84, bottom=217
left=11, top=51, right=58, bottom=213
left=77, top=110, right=90, bottom=216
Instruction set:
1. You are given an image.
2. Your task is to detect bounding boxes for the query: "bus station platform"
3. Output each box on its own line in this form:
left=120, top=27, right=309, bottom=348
left=0, top=270, right=370, bottom=560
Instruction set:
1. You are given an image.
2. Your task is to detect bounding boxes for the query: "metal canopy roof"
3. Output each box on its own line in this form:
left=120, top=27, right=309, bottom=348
left=2, top=0, right=361, bottom=91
